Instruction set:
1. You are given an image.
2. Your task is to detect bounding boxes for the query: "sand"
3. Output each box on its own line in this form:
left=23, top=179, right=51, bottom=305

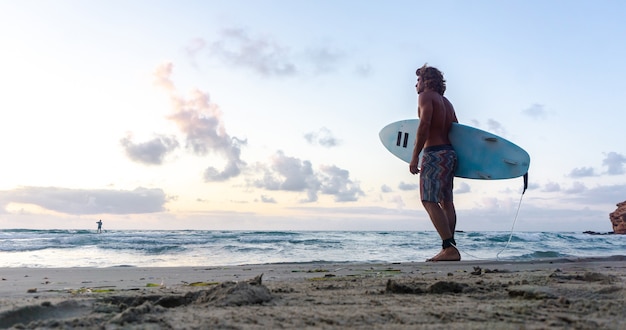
left=1, top=256, right=625, bottom=329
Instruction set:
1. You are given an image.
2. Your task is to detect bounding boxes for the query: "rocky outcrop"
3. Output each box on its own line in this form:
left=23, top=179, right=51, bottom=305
left=609, top=201, right=626, bottom=234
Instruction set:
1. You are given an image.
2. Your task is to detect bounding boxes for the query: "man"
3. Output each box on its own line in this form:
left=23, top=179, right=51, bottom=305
left=409, top=64, right=460, bottom=261
left=96, top=220, right=103, bottom=233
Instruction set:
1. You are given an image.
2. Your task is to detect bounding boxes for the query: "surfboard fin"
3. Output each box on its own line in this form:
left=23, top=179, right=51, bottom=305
left=476, top=172, right=492, bottom=179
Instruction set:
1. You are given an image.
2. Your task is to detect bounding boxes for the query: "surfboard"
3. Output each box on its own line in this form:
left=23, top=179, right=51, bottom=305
left=379, top=119, right=530, bottom=180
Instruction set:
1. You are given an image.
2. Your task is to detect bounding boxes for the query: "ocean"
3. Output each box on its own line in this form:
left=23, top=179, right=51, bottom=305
left=1, top=229, right=624, bottom=268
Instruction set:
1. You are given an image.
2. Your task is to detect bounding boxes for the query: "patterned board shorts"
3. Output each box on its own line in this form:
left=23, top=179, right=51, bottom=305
left=420, top=144, right=457, bottom=202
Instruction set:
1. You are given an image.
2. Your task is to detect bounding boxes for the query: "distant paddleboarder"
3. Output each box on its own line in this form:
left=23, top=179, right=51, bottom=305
left=96, top=220, right=103, bottom=233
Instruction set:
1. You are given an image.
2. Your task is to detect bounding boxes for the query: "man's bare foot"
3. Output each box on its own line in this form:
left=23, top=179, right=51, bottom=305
left=426, top=246, right=461, bottom=262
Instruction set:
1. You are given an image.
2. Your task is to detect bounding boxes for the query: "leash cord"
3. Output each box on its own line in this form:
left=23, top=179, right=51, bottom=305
left=452, top=189, right=525, bottom=261
left=495, top=190, right=524, bottom=260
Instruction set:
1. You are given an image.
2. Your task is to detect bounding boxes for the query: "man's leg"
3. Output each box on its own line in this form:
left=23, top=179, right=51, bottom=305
left=423, top=201, right=460, bottom=261
left=420, top=148, right=459, bottom=261
left=441, top=201, right=457, bottom=235
left=422, top=201, right=452, bottom=239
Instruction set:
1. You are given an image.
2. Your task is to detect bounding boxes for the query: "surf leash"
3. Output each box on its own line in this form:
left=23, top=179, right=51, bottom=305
left=495, top=172, right=528, bottom=260
left=452, top=172, right=528, bottom=261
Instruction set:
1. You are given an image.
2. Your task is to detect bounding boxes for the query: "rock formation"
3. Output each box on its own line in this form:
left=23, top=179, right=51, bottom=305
left=609, top=201, right=626, bottom=234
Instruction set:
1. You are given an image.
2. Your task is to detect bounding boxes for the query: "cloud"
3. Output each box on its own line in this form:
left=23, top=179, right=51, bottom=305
left=318, top=165, right=364, bottom=202
left=0, top=187, right=167, bottom=215
left=305, top=46, right=345, bottom=74
left=398, top=182, right=419, bottom=191
left=206, top=28, right=297, bottom=77
left=522, top=103, right=548, bottom=120
left=304, top=127, right=340, bottom=147
left=388, top=195, right=405, bottom=209
left=201, top=137, right=247, bottom=182
left=542, top=182, right=561, bottom=192
left=564, top=181, right=587, bottom=194
left=259, top=195, right=276, bottom=203
left=396, top=180, right=468, bottom=196
left=455, top=182, right=471, bottom=194
left=185, top=38, right=206, bottom=55
left=185, top=37, right=207, bottom=68
left=353, top=63, right=372, bottom=77
left=187, top=27, right=356, bottom=77
left=603, top=152, right=626, bottom=175
left=153, top=62, right=175, bottom=90
left=255, top=150, right=316, bottom=191
left=458, top=204, right=606, bottom=232
left=532, top=181, right=626, bottom=209
left=486, top=119, right=506, bottom=136
left=252, top=151, right=363, bottom=203
left=152, top=62, right=247, bottom=182
left=470, top=119, right=507, bottom=136
left=526, top=182, right=541, bottom=191
left=381, top=184, right=392, bottom=193
left=560, top=184, right=626, bottom=205
left=120, top=134, right=179, bottom=165
left=480, top=197, right=500, bottom=210
left=568, top=166, right=596, bottom=178
left=566, top=153, right=625, bottom=178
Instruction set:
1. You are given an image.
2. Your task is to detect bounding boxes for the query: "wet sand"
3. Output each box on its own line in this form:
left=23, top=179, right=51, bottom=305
left=1, top=256, right=625, bottom=329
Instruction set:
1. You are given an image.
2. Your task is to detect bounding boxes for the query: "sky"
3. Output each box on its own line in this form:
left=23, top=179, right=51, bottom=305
left=0, top=0, right=625, bottom=232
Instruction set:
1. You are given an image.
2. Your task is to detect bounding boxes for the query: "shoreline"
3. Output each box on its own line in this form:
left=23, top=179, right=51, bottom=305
left=2, top=230, right=623, bottom=268
left=1, top=256, right=626, bottom=328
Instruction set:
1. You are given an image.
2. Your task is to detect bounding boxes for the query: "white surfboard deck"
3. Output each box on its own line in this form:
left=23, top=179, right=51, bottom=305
left=379, top=119, right=530, bottom=180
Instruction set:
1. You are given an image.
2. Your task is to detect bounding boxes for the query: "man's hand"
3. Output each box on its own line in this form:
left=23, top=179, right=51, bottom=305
left=409, top=161, right=420, bottom=175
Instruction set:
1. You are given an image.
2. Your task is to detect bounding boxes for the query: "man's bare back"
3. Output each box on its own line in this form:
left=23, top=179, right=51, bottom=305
left=420, top=90, right=457, bottom=146
left=410, top=88, right=458, bottom=166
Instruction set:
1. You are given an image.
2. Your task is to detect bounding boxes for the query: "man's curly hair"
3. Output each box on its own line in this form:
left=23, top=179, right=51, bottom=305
left=416, top=64, right=446, bottom=95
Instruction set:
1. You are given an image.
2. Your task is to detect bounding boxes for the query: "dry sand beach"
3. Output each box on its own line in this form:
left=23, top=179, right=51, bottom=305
left=1, top=256, right=625, bottom=329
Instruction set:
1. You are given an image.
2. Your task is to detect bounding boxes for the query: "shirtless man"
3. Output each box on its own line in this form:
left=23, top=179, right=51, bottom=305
left=409, top=64, right=460, bottom=261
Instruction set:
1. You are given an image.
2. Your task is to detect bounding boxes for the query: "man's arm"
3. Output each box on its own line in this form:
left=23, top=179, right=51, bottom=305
left=409, top=93, right=433, bottom=174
